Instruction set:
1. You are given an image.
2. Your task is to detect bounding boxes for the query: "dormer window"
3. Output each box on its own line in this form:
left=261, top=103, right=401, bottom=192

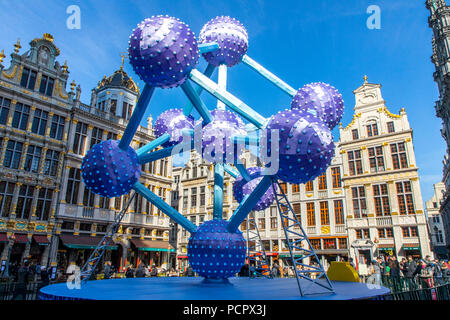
left=20, top=67, right=37, bottom=90
left=366, top=121, right=378, bottom=137
left=39, top=75, right=55, bottom=97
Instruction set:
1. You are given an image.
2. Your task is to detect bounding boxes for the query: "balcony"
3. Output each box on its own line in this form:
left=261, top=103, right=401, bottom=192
left=376, top=216, right=393, bottom=226
left=318, top=190, right=328, bottom=198
left=307, top=226, right=317, bottom=235
left=335, top=225, right=346, bottom=233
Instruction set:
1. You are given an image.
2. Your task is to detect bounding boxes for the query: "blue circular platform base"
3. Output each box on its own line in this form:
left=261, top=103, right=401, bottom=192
left=39, top=277, right=390, bottom=300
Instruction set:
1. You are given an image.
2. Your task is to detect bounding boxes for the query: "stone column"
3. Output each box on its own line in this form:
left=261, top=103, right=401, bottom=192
left=27, top=105, right=36, bottom=132
left=9, top=182, right=22, bottom=219
left=30, top=185, right=41, bottom=220
left=59, top=165, right=71, bottom=204
left=18, top=141, right=30, bottom=171
left=0, top=136, right=10, bottom=164
left=46, top=112, right=54, bottom=137
left=6, top=100, right=17, bottom=126
left=67, top=119, right=78, bottom=154
left=63, top=117, right=71, bottom=144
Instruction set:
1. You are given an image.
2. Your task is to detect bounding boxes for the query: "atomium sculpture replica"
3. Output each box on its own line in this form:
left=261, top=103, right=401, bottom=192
left=80, top=15, right=344, bottom=295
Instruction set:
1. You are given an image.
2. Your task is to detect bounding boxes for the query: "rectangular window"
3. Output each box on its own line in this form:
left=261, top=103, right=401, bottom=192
left=396, top=181, right=415, bottom=215
left=348, top=150, right=363, bottom=176
left=318, top=173, right=327, bottom=190
left=49, top=114, right=65, bottom=140
left=12, top=102, right=30, bottom=130
left=338, top=238, right=347, bottom=249
left=0, top=96, right=11, bottom=125
left=36, top=188, right=53, bottom=221
left=310, top=239, right=321, bottom=250
left=73, top=122, right=88, bottom=155
left=66, top=168, right=81, bottom=204
left=320, top=201, right=330, bottom=225
left=20, top=67, right=37, bottom=90
left=352, top=129, right=359, bottom=140
left=387, top=121, right=395, bottom=133
left=306, top=202, right=315, bottom=226
left=305, top=181, right=314, bottom=192
left=110, top=100, right=117, bottom=115
left=391, top=142, right=408, bottom=170
left=259, top=218, right=266, bottom=230
left=3, top=140, right=23, bottom=169
left=270, top=216, right=277, bottom=229
left=107, top=132, right=118, bottom=140
left=39, top=75, right=55, bottom=97
left=83, top=187, right=95, bottom=208
left=290, top=203, right=301, bottom=223
left=90, top=127, right=103, bottom=148
left=410, top=226, right=418, bottom=237
left=367, top=122, right=379, bottom=137
left=334, top=200, right=344, bottom=225
left=43, top=150, right=60, bottom=176
left=373, top=184, right=391, bottom=216
left=352, top=186, right=367, bottom=218
left=292, top=184, right=299, bottom=193
left=99, top=196, right=110, bottom=210
left=16, top=185, right=35, bottom=220
left=191, top=187, right=197, bottom=207
left=0, top=181, right=15, bottom=218
left=368, top=146, right=385, bottom=173
left=23, top=145, right=42, bottom=173
left=200, top=186, right=205, bottom=206
left=31, top=108, right=48, bottom=136
left=356, top=229, right=370, bottom=239
left=323, top=238, right=336, bottom=250
left=279, top=182, right=287, bottom=194
left=331, top=167, right=341, bottom=188
left=183, top=189, right=188, bottom=208
left=134, top=194, right=143, bottom=214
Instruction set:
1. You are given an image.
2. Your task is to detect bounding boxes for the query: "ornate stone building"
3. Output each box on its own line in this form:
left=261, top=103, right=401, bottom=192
left=425, top=182, right=447, bottom=258
left=0, top=34, right=174, bottom=274
left=339, top=77, right=431, bottom=269
left=426, top=0, right=450, bottom=257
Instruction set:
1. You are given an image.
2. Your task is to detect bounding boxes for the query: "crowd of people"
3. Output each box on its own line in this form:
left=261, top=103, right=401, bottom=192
left=0, top=259, right=51, bottom=300
left=363, top=255, right=449, bottom=289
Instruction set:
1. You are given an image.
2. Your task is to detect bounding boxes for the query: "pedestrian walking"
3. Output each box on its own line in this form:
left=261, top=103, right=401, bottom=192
left=125, top=264, right=135, bottom=278
left=11, top=260, right=31, bottom=300
left=103, top=261, right=111, bottom=280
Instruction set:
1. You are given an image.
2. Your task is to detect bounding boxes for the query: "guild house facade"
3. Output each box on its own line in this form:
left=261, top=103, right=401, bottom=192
left=0, top=34, right=174, bottom=274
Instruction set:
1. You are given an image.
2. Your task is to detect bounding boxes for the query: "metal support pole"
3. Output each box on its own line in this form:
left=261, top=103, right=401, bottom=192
left=119, top=84, right=155, bottom=150
left=213, top=163, right=224, bottom=220
left=227, top=175, right=272, bottom=233
left=223, top=164, right=239, bottom=178
left=189, top=69, right=267, bottom=128
left=241, top=55, right=297, bottom=97
left=181, top=81, right=213, bottom=124
left=198, top=42, right=219, bottom=54
left=217, top=64, right=227, bottom=110
left=136, top=133, right=170, bottom=157
left=133, top=181, right=197, bottom=234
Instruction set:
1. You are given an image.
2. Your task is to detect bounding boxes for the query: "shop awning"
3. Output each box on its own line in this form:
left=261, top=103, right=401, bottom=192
left=377, top=244, right=395, bottom=251
left=0, top=233, right=8, bottom=243
left=33, top=235, right=50, bottom=245
left=402, top=243, right=420, bottom=250
left=14, top=234, right=29, bottom=244
left=60, top=234, right=117, bottom=250
left=130, top=239, right=175, bottom=252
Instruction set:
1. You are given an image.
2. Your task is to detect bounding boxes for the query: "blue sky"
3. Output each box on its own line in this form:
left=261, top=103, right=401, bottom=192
left=0, top=0, right=444, bottom=202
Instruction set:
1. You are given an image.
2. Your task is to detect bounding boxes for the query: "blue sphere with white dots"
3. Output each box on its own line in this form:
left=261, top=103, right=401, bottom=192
left=81, top=140, right=141, bottom=198
left=187, top=220, right=246, bottom=279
